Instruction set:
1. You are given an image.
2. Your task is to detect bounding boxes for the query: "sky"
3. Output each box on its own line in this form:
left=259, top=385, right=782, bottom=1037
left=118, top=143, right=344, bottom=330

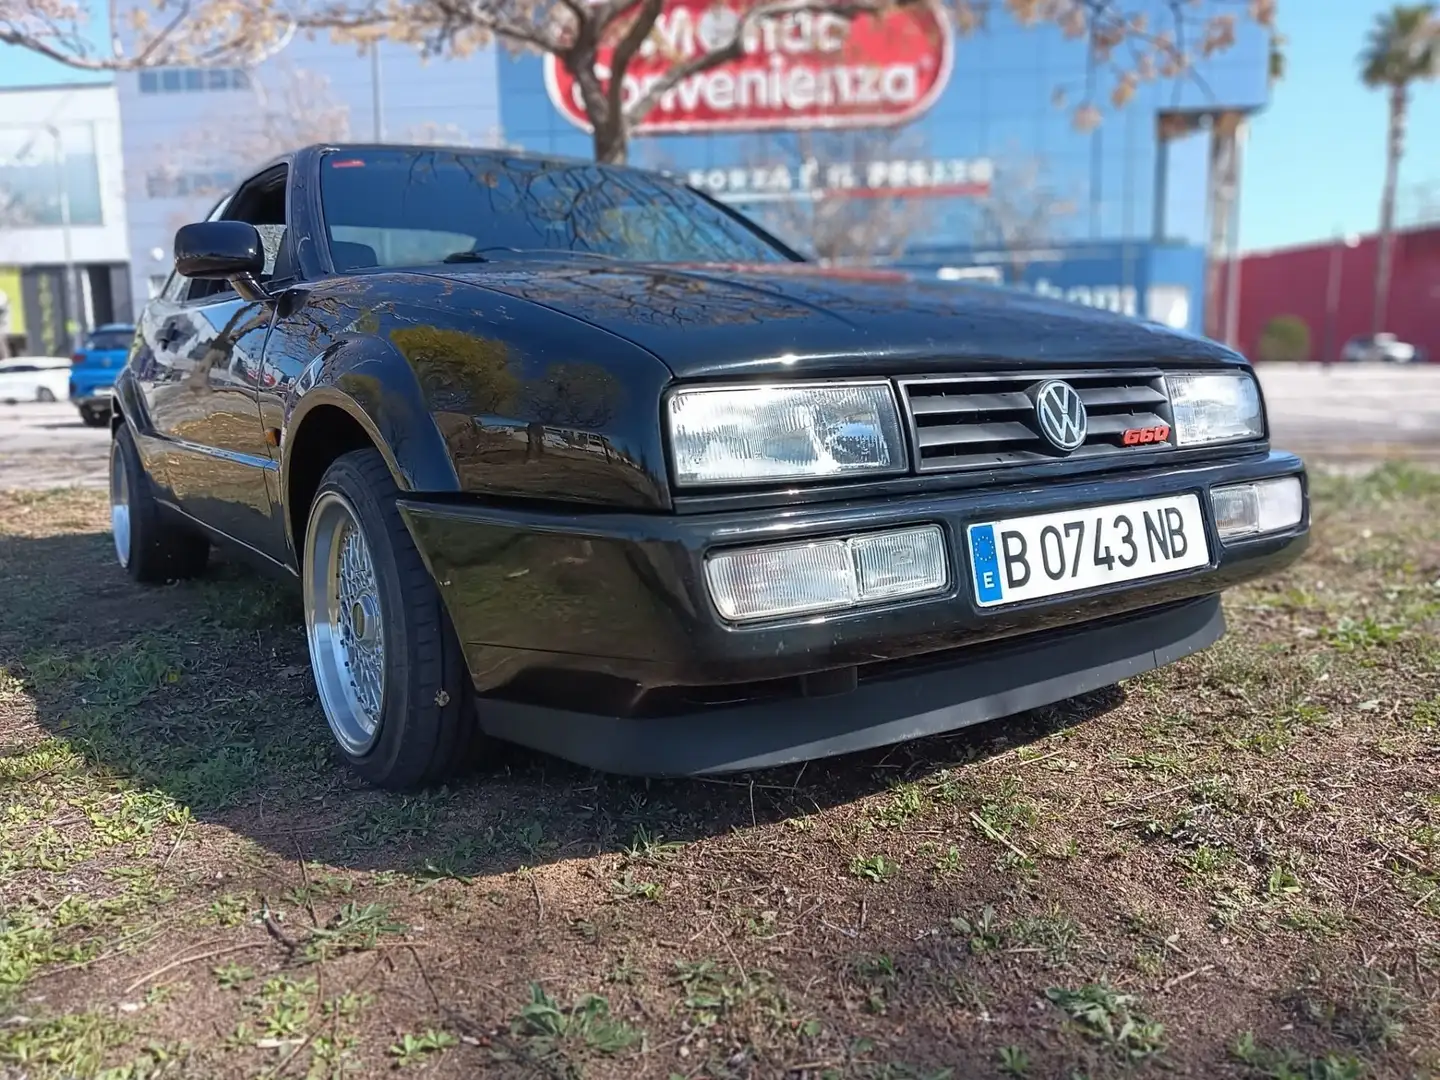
left=2, top=0, right=1437, bottom=253
left=1239, top=0, right=1440, bottom=252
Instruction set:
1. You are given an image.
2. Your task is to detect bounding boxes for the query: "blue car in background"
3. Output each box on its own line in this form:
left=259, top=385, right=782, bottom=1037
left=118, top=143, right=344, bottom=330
left=69, top=323, right=135, bottom=427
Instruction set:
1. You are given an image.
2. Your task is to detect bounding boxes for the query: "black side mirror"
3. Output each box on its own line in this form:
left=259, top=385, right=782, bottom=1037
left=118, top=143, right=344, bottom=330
left=174, top=221, right=264, bottom=279
left=174, top=221, right=273, bottom=302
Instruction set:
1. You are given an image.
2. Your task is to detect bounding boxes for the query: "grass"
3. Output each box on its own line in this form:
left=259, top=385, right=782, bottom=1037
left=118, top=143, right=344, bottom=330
left=0, top=462, right=1438, bottom=1077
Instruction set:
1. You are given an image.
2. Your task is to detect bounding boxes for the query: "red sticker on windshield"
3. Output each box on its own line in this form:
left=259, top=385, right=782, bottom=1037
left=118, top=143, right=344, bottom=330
left=330, top=158, right=366, bottom=168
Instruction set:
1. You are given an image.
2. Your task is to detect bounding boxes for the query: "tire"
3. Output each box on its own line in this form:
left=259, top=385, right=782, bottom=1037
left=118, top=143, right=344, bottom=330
left=302, top=448, right=480, bottom=790
left=81, top=407, right=110, bottom=428
left=110, top=423, right=210, bottom=583
left=36, top=387, right=56, bottom=402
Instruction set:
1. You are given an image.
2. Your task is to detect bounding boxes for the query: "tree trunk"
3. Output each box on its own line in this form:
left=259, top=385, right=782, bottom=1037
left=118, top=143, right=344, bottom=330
left=1372, top=84, right=1407, bottom=335
left=593, top=120, right=628, bottom=165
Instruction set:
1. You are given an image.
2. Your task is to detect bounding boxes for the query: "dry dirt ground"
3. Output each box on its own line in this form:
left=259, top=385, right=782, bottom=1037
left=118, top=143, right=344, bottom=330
left=1, top=465, right=1438, bottom=1080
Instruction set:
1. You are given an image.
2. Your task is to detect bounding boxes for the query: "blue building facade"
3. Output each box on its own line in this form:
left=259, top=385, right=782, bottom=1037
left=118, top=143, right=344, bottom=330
left=496, top=1, right=1271, bottom=336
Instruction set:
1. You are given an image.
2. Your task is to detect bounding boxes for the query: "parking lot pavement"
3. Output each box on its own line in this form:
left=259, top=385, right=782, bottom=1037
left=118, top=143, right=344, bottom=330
left=1258, top=363, right=1440, bottom=459
left=0, top=401, right=110, bottom=490
left=0, top=364, right=1434, bottom=491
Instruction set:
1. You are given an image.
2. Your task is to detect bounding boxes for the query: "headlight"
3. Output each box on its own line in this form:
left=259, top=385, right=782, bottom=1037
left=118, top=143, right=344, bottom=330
left=1165, top=371, right=1265, bottom=447
left=667, top=382, right=905, bottom=487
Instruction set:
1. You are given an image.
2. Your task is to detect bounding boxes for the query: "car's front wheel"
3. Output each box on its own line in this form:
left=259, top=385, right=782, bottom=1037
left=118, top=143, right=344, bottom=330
left=36, top=387, right=56, bottom=402
left=110, top=424, right=210, bottom=582
left=81, top=406, right=109, bottom=428
left=302, top=449, right=480, bottom=790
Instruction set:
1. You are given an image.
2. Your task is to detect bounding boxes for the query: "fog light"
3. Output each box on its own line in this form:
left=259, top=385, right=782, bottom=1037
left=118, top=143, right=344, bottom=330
left=1211, top=477, right=1304, bottom=541
left=705, top=526, right=948, bottom=622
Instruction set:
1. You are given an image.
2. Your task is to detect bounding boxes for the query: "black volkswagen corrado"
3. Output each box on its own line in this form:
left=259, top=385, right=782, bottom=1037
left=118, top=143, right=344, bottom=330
left=107, top=143, right=1309, bottom=789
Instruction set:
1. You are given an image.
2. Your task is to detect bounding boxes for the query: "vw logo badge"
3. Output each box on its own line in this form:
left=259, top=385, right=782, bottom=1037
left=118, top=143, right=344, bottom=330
left=1035, top=380, right=1087, bottom=452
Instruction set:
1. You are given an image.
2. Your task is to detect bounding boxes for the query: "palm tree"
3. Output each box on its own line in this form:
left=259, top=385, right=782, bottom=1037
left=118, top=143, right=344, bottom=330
left=1359, top=4, right=1439, bottom=334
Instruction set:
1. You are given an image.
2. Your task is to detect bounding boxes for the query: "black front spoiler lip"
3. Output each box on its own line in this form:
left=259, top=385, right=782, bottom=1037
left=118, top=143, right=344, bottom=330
left=475, top=595, right=1225, bottom=776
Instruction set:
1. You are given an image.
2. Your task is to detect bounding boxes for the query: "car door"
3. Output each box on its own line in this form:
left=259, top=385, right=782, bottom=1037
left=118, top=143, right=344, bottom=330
left=0, top=362, right=36, bottom=402
left=37, top=363, right=70, bottom=402
left=143, top=166, right=289, bottom=562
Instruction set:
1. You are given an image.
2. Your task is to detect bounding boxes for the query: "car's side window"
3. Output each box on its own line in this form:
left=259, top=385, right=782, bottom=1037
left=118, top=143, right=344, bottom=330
left=186, top=166, right=289, bottom=303
left=159, top=271, right=187, bottom=303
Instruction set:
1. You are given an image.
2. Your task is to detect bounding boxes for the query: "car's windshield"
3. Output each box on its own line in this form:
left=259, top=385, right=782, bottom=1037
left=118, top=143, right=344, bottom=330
left=85, top=330, right=133, bottom=352
left=318, top=149, right=796, bottom=269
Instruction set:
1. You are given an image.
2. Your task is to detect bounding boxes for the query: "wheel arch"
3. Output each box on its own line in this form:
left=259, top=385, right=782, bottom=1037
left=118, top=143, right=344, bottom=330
left=281, top=353, right=460, bottom=558
left=111, top=369, right=145, bottom=434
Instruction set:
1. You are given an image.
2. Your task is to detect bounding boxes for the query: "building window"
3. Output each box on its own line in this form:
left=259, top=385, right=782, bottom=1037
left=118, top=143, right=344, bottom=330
left=144, top=169, right=237, bottom=199
left=137, top=67, right=250, bottom=95
left=0, top=122, right=104, bottom=226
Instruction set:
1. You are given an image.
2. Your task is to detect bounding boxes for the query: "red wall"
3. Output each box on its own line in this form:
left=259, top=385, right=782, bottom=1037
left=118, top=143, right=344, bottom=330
left=1226, top=225, right=1440, bottom=362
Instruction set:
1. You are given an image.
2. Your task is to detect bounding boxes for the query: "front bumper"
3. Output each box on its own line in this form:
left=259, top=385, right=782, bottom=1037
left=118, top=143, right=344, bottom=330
left=399, top=450, right=1309, bottom=773
left=71, top=384, right=113, bottom=410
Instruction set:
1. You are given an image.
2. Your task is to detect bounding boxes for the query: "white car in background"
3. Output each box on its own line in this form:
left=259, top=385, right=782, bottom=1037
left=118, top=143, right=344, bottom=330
left=0, top=356, right=72, bottom=404
left=1341, top=333, right=1427, bottom=364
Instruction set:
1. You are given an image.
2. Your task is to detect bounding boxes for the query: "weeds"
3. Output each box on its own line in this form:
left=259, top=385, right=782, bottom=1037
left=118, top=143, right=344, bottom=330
left=850, top=854, right=899, bottom=883
left=510, top=984, right=643, bottom=1058
left=1290, top=967, right=1410, bottom=1049
left=622, top=825, right=682, bottom=863
left=609, top=872, right=663, bottom=901
left=389, top=1029, right=457, bottom=1066
left=951, top=906, right=1002, bottom=955
left=301, top=902, right=407, bottom=962
left=1230, top=1032, right=1364, bottom=1080
left=875, top=783, right=927, bottom=827
left=0, top=1013, right=128, bottom=1076
left=1010, top=908, right=1084, bottom=965
left=997, top=1045, right=1031, bottom=1077
left=1046, top=983, right=1166, bottom=1060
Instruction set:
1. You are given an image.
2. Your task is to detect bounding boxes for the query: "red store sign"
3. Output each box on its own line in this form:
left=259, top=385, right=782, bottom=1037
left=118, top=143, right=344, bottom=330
left=544, top=0, right=954, bottom=134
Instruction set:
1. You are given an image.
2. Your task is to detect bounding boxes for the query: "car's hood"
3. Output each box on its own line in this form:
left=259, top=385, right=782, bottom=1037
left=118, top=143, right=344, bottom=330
left=437, top=260, right=1240, bottom=378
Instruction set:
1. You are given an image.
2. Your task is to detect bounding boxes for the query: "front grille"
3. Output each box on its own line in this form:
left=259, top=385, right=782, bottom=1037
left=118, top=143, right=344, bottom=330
left=899, top=369, right=1175, bottom=473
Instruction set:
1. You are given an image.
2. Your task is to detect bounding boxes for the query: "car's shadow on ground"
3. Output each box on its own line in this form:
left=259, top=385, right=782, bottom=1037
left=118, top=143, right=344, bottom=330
left=2, top=528, right=1126, bottom=882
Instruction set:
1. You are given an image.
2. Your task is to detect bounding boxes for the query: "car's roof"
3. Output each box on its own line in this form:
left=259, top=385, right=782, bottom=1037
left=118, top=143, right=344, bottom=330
left=0, top=355, right=70, bottom=367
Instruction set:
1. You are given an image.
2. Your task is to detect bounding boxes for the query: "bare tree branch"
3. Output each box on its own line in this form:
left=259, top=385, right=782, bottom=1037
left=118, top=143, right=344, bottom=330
left=974, top=154, right=1077, bottom=282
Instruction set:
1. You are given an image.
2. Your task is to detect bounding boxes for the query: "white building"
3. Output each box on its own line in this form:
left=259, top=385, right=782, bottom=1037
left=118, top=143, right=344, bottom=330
left=115, top=31, right=506, bottom=307
left=0, top=82, right=131, bottom=357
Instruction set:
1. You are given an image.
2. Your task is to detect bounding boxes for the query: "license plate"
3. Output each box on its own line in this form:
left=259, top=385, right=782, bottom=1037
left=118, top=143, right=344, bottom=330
left=967, top=494, right=1209, bottom=608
